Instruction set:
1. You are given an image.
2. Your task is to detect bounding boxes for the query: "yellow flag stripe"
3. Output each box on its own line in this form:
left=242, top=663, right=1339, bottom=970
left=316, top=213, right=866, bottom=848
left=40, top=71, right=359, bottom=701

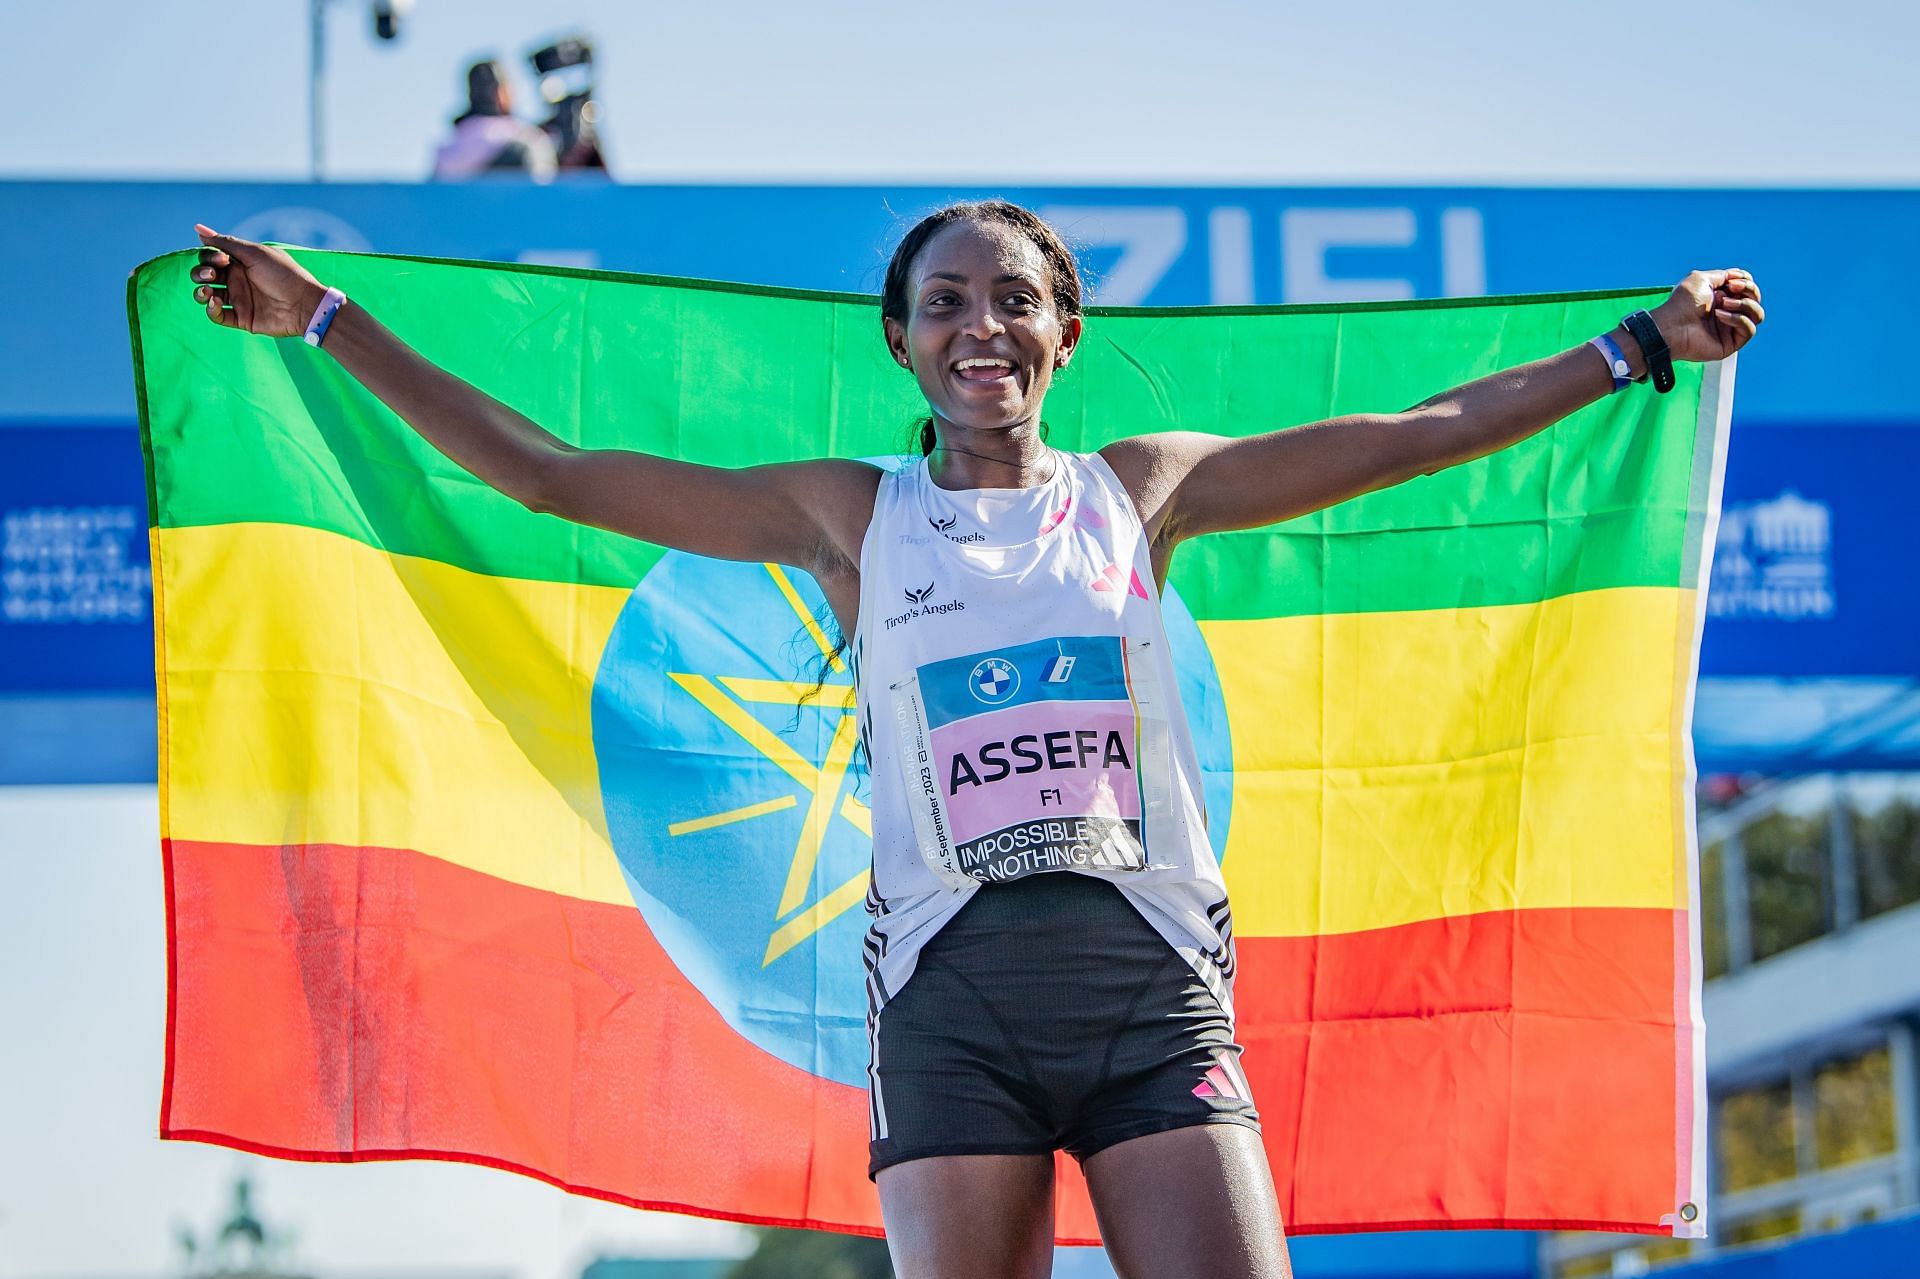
left=1202, top=585, right=1693, bottom=937
left=158, top=522, right=1692, bottom=938
left=157, top=522, right=636, bottom=908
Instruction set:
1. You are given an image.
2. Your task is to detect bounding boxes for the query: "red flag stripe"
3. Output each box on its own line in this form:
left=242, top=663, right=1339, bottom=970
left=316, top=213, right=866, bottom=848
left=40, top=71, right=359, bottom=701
left=162, top=838, right=883, bottom=1234
left=1236, top=911, right=1685, bottom=1230
left=164, top=838, right=1684, bottom=1238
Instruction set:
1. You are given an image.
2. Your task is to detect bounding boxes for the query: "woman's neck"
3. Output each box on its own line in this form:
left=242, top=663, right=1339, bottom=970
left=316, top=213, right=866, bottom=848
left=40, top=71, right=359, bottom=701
left=926, top=419, right=1054, bottom=491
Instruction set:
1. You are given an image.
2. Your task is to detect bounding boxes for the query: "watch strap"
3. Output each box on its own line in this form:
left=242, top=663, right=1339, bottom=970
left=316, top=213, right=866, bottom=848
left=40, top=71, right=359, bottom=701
left=1621, top=309, right=1675, bottom=394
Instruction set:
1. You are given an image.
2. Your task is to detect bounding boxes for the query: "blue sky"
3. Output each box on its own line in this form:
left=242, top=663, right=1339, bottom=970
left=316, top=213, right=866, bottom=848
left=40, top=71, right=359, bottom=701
left=1, top=3, right=1914, bottom=1278
left=3, top=1, right=1917, bottom=185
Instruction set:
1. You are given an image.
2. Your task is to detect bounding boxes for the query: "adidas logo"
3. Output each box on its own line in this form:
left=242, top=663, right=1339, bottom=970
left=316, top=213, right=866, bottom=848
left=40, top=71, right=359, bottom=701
left=1090, top=563, right=1151, bottom=600
left=1192, top=1055, right=1250, bottom=1103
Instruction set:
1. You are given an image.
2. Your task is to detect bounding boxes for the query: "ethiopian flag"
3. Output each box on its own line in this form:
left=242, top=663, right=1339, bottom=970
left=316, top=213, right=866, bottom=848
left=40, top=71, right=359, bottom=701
left=131, top=248, right=1726, bottom=1242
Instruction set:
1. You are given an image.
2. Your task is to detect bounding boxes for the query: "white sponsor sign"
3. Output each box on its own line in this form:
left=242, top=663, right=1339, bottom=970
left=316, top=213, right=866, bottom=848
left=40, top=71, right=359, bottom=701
left=1042, top=203, right=1487, bottom=305
left=1, top=505, right=150, bottom=624
left=1710, top=490, right=1836, bottom=620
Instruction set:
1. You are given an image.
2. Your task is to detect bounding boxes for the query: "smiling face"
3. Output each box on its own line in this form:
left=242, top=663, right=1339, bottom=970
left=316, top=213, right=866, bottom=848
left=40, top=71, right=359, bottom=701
left=883, top=219, right=1082, bottom=439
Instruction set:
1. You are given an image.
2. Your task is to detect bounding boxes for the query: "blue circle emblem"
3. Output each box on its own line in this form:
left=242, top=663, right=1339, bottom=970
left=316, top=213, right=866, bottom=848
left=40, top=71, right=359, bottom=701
left=969, top=656, right=1020, bottom=705
left=591, top=547, right=1234, bottom=1087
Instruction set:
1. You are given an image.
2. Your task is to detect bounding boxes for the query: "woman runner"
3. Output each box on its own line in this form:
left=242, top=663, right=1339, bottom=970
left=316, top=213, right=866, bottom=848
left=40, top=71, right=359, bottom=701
left=188, top=202, right=1761, bottom=1279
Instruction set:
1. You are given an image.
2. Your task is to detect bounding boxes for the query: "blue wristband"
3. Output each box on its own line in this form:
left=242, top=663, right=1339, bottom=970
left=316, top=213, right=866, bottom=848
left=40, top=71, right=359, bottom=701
left=303, top=286, right=347, bottom=348
left=1589, top=331, right=1633, bottom=394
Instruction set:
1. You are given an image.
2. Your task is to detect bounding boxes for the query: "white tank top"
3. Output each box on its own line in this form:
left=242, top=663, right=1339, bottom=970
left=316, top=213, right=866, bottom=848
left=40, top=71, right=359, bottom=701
left=851, top=449, right=1236, bottom=1022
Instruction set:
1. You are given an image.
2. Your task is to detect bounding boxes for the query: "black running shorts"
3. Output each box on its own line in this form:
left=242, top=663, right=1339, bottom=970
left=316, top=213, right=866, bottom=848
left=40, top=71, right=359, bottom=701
left=868, top=871, right=1260, bottom=1178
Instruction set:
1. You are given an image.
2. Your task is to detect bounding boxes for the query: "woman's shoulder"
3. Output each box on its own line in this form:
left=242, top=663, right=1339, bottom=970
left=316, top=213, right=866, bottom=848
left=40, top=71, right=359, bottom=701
left=1088, top=437, right=1178, bottom=541
left=785, top=456, right=888, bottom=503
left=1091, top=435, right=1158, bottom=477
left=1085, top=438, right=1152, bottom=498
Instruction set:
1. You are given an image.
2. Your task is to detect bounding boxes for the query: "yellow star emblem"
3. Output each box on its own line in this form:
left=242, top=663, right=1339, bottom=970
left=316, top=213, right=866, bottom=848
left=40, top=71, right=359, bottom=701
left=662, top=562, right=870, bottom=968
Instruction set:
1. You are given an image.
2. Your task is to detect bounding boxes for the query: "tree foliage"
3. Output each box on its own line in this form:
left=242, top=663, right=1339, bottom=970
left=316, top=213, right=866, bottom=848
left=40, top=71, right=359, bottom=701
left=724, top=1227, right=893, bottom=1279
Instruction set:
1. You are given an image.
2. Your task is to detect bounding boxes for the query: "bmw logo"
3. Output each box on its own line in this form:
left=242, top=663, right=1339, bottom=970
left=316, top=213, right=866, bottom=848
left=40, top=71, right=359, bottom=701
left=969, top=656, right=1020, bottom=705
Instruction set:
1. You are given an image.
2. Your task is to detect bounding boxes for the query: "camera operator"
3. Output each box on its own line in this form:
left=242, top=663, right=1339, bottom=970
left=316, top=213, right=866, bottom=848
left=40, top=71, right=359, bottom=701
left=529, top=38, right=609, bottom=174
left=431, top=59, right=558, bottom=182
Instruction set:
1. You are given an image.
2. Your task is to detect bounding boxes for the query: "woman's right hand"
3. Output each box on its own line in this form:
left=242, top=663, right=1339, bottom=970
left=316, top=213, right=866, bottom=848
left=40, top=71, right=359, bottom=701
left=190, top=225, right=328, bottom=336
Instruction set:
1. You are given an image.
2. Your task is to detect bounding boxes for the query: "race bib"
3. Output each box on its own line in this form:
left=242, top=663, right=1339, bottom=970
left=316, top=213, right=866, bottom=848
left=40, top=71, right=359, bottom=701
left=889, top=635, right=1176, bottom=885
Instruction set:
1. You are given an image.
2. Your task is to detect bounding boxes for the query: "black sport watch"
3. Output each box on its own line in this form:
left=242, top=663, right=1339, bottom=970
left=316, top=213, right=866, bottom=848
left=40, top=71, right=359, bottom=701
left=1621, top=309, right=1675, bottom=394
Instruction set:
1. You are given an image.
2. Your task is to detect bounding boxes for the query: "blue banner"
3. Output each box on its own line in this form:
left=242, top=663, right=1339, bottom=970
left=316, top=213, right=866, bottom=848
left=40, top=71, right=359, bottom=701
left=1692, top=423, right=1920, bottom=772
left=1705, top=425, right=1919, bottom=680
left=4, top=181, right=1915, bottom=780
left=0, top=427, right=152, bottom=694
left=4, top=181, right=1916, bottom=423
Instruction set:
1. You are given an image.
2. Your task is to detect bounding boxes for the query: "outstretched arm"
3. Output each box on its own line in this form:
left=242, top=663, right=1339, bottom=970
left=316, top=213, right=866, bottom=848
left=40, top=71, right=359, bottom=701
left=189, top=227, right=877, bottom=573
left=1103, top=271, right=1763, bottom=548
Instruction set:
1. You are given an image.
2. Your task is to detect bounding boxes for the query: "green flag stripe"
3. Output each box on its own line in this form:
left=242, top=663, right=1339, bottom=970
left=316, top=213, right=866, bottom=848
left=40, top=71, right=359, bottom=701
left=132, top=249, right=1693, bottom=615
left=1172, top=506, right=1690, bottom=620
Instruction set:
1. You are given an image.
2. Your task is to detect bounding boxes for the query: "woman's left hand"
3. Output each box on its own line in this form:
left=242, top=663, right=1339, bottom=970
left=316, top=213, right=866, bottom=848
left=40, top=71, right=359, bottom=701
left=1651, top=269, right=1765, bottom=363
